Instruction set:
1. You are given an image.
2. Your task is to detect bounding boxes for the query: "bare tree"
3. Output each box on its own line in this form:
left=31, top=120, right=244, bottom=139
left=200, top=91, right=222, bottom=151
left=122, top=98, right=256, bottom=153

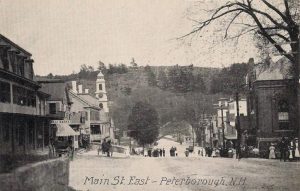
left=182, top=0, right=299, bottom=75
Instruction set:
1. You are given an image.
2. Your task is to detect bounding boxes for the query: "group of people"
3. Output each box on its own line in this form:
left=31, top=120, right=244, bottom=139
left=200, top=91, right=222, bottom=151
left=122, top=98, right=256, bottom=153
left=170, top=147, right=178, bottom=157
left=145, top=148, right=166, bottom=157
left=98, top=139, right=113, bottom=157
left=269, top=137, right=300, bottom=161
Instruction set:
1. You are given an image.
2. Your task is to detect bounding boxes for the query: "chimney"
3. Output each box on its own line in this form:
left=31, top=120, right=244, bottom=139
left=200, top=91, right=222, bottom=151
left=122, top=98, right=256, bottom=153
left=78, top=84, right=83, bottom=94
left=71, top=81, right=77, bottom=93
left=85, top=89, right=89, bottom=94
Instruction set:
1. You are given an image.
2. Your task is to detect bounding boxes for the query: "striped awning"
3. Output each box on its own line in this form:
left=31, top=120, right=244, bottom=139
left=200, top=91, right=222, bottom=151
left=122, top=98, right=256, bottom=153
left=56, top=123, right=79, bottom=137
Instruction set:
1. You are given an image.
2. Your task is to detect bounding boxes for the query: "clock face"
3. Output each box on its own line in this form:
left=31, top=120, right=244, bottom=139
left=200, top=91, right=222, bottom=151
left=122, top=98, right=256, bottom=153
left=99, top=93, right=103, bottom=98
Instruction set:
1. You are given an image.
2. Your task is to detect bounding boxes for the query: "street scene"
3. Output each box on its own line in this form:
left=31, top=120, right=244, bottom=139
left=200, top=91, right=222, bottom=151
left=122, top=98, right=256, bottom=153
left=70, top=137, right=300, bottom=191
left=0, top=0, right=300, bottom=191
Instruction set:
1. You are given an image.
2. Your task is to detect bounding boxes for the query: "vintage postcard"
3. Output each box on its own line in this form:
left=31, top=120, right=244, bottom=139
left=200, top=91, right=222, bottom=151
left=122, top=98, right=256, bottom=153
left=0, top=0, right=299, bottom=190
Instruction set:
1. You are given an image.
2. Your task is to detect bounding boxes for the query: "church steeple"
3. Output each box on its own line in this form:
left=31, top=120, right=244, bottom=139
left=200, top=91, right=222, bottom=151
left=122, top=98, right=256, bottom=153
left=95, top=70, right=109, bottom=112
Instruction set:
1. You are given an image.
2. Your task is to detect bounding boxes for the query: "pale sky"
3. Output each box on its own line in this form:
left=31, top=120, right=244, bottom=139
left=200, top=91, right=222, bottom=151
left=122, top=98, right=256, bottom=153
left=0, top=0, right=261, bottom=75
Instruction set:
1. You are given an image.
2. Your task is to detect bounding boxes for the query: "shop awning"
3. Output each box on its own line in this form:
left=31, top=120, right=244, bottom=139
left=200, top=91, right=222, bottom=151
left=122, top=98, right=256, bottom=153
left=56, top=123, right=79, bottom=137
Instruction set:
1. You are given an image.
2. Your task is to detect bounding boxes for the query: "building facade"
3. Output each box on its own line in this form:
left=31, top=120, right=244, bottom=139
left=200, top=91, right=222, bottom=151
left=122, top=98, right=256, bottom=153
left=0, top=34, right=50, bottom=155
left=246, top=57, right=299, bottom=148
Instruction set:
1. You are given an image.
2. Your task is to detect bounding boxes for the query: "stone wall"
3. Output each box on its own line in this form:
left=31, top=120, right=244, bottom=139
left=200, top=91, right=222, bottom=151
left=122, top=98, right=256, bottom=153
left=0, top=157, right=70, bottom=191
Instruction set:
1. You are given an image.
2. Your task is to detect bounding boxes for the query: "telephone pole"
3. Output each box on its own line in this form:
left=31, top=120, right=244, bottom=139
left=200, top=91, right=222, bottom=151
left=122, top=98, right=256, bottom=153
left=221, top=105, right=225, bottom=151
left=235, top=92, right=241, bottom=159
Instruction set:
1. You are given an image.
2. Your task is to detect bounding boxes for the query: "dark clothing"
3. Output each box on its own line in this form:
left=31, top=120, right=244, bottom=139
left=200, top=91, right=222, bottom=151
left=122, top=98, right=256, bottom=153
left=148, top=150, right=152, bottom=157
left=279, top=139, right=289, bottom=161
left=163, top=149, right=165, bottom=157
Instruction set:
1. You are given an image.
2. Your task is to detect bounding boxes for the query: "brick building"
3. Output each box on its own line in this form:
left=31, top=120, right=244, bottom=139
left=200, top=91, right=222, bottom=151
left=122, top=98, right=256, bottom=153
left=246, top=57, right=299, bottom=147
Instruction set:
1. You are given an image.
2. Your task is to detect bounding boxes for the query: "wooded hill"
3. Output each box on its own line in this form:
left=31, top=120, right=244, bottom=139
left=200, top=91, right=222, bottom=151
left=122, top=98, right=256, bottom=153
left=37, top=62, right=250, bottom=140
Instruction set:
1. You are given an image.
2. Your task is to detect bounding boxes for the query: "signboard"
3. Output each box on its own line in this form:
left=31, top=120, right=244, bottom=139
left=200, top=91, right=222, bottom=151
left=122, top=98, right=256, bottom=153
left=50, top=120, right=71, bottom=124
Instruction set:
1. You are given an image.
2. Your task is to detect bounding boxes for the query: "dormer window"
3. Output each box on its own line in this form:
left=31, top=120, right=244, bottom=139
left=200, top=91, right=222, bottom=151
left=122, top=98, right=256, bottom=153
left=0, top=46, right=10, bottom=71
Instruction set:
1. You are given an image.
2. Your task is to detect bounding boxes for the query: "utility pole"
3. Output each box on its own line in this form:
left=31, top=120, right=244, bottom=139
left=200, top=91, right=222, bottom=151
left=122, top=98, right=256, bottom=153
left=221, top=105, right=226, bottom=151
left=210, top=118, right=213, bottom=148
left=235, top=92, right=241, bottom=159
left=202, top=111, right=205, bottom=147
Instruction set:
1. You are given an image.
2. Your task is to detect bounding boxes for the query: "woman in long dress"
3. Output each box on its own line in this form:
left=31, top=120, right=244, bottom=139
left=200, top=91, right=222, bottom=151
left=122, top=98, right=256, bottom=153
left=269, top=143, right=276, bottom=159
left=294, top=138, right=300, bottom=160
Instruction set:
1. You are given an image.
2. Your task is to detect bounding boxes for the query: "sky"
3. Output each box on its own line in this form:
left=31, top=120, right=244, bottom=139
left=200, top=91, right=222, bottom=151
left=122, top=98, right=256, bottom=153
left=0, top=0, right=261, bottom=75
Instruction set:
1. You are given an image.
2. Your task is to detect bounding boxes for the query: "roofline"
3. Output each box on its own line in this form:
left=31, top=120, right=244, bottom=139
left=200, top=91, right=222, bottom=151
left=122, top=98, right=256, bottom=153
left=37, top=79, right=66, bottom=83
left=69, top=90, right=100, bottom=110
left=0, top=69, right=41, bottom=89
left=0, top=34, right=32, bottom=56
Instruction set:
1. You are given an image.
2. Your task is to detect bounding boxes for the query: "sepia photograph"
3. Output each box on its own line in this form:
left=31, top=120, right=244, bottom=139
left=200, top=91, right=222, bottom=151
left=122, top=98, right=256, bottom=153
left=0, top=0, right=299, bottom=190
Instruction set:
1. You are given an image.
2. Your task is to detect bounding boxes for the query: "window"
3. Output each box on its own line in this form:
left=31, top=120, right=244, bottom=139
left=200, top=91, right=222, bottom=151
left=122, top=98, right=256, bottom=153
left=278, top=99, right=289, bottom=130
left=0, top=81, right=11, bottom=103
left=0, top=47, right=10, bottom=71
left=99, top=103, right=103, bottom=109
left=8, top=51, right=17, bottom=73
left=13, top=85, right=36, bottom=107
left=49, top=103, right=56, bottom=114
left=90, top=110, right=100, bottom=121
left=16, top=56, right=25, bottom=77
left=91, top=125, right=101, bottom=134
left=99, top=84, right=103, bottom=91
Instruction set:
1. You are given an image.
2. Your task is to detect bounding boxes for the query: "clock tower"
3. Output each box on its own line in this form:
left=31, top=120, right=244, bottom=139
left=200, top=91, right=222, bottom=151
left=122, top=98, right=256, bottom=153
left=95, top=70, right=109, bottom=112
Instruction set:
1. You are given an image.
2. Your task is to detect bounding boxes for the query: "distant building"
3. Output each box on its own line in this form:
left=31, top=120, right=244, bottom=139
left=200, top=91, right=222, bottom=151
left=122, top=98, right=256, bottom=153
left=246, top=57, right=299, bottom=147
left=68, top=71, right=115, bottom=143
left=0, top=34, right=50, bottom=154
left=214, top=97, right=248, bottom=148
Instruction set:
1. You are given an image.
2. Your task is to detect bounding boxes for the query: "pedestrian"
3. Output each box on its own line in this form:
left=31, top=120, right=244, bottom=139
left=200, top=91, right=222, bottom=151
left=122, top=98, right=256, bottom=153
left=269, top=143, right=276, bottom=159
left=108, top=140, right=113, bottom=157
left=279, top=137, right=288, bottom=162
left=48, top=137, right=55, bottom=158
left=211, top=148, right=216, bottom=158
left=98, top=141, right=101, bottom=155
left=106, top=140, right=112, bottom=157
left=294, top=138, right=299, bottom=161
left=159, top=149, right=163, bottom=157
left=162, top=148, right=165, bottom=157
left=102, top=139, right=107, bottom=155
left=148, top=149, right=152, bottom=157
left=289, top=139, right=294, bottom=161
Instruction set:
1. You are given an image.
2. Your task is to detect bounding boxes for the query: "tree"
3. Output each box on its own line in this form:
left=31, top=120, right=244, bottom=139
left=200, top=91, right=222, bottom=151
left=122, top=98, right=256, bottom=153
left=97, top=60, right=107, bottom=73
left=145, top=65, right=157, bottom=86
left=127, top=101, right=159, bottom=145
left=167, top=65, right=194, bottom=93
left=210, top=63, right=249, bottom=94
left=47, top=73, right=54, bottom=79
left=130, top=58, right=138, bottom=68
left=157, top=70, right=168, bottom=90
left=183, top=1, right=299, bottom=68
left=193, top=73, right=206, bottom=93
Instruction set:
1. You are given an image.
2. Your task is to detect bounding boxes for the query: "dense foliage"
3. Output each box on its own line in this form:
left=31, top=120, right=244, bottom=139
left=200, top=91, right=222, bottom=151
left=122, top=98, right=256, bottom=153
left=127, top=101, right=159, bottom=145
